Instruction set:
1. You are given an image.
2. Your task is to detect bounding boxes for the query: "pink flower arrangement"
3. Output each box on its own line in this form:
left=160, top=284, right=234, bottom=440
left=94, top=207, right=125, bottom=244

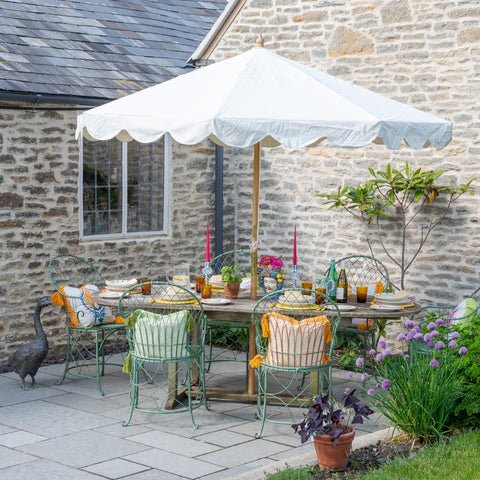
left=260, top=255, right=284, bottom=271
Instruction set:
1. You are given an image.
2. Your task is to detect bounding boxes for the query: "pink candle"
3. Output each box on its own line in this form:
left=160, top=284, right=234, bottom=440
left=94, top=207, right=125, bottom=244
left=293, top=225, right=297, bottom=266
left=206, top=219, right=210, bottom=262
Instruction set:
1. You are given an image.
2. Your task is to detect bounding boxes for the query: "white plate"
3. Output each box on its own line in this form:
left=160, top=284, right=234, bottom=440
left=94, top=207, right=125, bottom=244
left=100, top=291, right=123, bottom=299
left=201, top=298, right=232, bottom=305
left=324, top=304, right=356, bottom=311
left=374, top=293, right=409, bottom=303
left=370, top=304, right=402, bottom=310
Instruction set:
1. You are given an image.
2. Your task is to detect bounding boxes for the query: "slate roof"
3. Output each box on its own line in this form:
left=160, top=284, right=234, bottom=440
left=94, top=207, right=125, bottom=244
left=0, top=0, right=228, bottom=103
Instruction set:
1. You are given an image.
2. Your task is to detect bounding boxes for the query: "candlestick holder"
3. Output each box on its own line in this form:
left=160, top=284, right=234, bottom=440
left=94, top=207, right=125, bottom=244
left=289, top=265, right=300, bottom=288
left=202, top=261, right=213, bottom=285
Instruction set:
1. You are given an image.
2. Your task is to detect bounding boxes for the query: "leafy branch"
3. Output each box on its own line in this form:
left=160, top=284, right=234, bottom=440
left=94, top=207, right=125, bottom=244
left=317, top=163, right=475, bottom=290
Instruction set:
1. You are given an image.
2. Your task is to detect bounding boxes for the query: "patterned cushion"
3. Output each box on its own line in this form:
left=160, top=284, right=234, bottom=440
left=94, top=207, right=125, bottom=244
left=263, top=312, right=332, bottom=367
left=51, top=284, right=114, bottom=327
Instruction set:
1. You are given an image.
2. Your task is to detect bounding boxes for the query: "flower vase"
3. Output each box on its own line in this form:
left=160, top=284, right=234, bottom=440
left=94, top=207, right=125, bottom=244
left=313, top=427, right=355, bottom=472
left=260, top=269, right=283, bottom=299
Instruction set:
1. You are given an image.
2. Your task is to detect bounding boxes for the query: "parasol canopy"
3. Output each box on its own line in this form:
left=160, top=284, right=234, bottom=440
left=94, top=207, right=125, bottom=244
left=76, top=44, right=452, bottom=299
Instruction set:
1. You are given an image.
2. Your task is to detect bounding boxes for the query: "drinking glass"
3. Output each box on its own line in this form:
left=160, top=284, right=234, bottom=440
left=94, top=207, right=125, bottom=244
left=356, top=286, right=368, bottom=303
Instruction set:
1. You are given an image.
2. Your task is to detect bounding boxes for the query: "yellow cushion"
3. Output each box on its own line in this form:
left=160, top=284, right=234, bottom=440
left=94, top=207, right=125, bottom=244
left=263, top=312, right=332, bottom=367
left=348, top=281, right=384, bottom=296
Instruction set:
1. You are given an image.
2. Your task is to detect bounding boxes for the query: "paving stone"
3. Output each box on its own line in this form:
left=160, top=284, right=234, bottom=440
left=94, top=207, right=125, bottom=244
left=194, top=429, right=251, bottom=447
left=17, top=430, right=148, bottom=468
left=0, top=430, right=48, bottom=447
left=84, top=458, right=149, bottom=478
left=0, top=445, right=36, bottom=469
left=0, top=378, right=63, bottom=407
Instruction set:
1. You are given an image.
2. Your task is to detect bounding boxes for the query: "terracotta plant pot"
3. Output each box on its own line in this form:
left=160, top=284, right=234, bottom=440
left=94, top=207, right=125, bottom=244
left=313, top=427, right=355, bottom=472
left=224, top=282, right=241, bottom=299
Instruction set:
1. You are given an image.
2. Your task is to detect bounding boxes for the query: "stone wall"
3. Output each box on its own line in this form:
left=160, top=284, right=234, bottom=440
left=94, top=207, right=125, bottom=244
left=0, top=105, right=216, bottom=364
left=211, top=0, right=480, bottom=304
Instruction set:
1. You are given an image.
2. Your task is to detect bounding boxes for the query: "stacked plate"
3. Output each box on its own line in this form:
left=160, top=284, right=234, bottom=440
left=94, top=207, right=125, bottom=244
left=210, top=275, right=224, bottom=293
left=276, top=293, right=317, bottom=311
left=154, top=286, right=195, bottom=304
left=104, top=278, right=138, bottom=292
left=371, top=292, right=414, bottom=310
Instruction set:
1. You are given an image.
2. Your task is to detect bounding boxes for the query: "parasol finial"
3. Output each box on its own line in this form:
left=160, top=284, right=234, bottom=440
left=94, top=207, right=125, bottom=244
left=256, top=34, right=264, bottom=47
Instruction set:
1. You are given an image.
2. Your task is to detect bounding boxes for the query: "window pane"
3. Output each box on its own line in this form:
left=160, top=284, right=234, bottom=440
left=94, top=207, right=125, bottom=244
left=127, top=140, right=165, bottom=233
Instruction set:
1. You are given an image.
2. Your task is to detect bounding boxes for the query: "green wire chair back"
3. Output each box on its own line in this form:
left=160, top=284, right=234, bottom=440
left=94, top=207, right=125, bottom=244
left=49, top=254, right=105, bottom=291
left=212, top=249, right=251, bottom=275
left=334, top=255, right=390, bottom=292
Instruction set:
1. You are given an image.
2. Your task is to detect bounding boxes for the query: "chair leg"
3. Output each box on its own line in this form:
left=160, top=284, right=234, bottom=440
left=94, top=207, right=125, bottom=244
left=93, top=329, right=105, bottom=396
left=56, top=327, right=72, bottom=386
left=186, top=359, right=199, bottom=429
left=122, top=359, right=139, bottom=427
left=255, top=368, right=268, bottom=439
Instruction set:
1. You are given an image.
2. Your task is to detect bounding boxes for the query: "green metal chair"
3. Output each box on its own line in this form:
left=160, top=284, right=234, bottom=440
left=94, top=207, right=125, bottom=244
left=48, top=254, right=126, bottom=395
left=251, top=287, right=340, bottom=438
left=205, top=249, right=251, bottom=382
left=119, top=281, right=208, bottom=429
left=331, top=255, right=390, bottom=371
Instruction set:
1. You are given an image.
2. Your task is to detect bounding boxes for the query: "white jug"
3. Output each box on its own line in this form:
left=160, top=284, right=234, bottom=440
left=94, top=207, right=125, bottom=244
left=166, top=263, right=190, bottom=289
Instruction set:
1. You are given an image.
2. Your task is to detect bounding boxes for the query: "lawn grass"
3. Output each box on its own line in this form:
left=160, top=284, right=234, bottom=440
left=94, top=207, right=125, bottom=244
left=266, top=429, right=480, bottom=480
left=360, top=429, right=480, bottom=480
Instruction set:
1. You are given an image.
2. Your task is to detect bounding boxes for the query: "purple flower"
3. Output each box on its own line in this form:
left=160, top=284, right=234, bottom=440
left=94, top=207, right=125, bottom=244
left=397, top=333, right=406, bottom=341
left=367, top=389, right=375, bottom=396
left=430, top=359, right=439, bottom=368
left=435, top=318, right=444, bottom=325
left=369, top=349, right=376, bottom=355
left=356, top=358, right=364, bottom=367
left=427, top=322, right=436, bottom=330
left=427, top=341, right=435, bottom=348
left=435, top=341, right=446, bottom=349
left=376, top=353, right=384, bottom=361
left=414, top=332, right=423, bottom=340
left=424, top=333, right=432, bottom=342
left=405, top=319, right=414, bottom=328
left=431, top=330, right=439, bottom=338
left=361, top=373, right=370, bottom=381
left=383, top=349, right=393, bottom=357
left=459, top=346, right=468, bottom=355
left=406, top=333, right=412, bottom=341
left=412, top=326, right=421, bottom=333
left=378, top=340, right=387, bottom=349
left=404, top=354, right=410, bottom=359
left=345, top=388, right=351, bottom=394
left=396, top=350, right=403, bottom=356
left=348, top=371, right=354, bottom=377
left=448, top=340, right=458, bottom=349
left=451, top=331, right=460, bottom=339
left=381, top=379, right=391, bottom=390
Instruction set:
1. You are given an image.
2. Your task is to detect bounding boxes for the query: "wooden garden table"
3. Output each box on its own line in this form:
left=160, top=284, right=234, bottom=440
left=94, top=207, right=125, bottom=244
left=93, top=293, right=421, bottom=403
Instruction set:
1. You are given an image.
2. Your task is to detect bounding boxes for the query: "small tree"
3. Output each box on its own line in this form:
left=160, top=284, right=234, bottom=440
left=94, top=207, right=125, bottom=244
left=317, top=163, right=474, bottom=290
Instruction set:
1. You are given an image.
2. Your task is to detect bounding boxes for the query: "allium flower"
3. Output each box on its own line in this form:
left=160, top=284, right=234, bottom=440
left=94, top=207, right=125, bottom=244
left=396, top=350, right=403, bottom=356
left=378, top=340, right=387, bottom=349
left=459, top=346, right=468, bottom=355
left=427, top=322, right=436, bottom=330
left=427, top=341, right=435, bottom=348
left=404, top=354, right=410, bottom=360
left=435, top=341, right=446, bottom=349
left=430, top=359, right=439, bottom=368
left=424, top=333, right=432, bottom=342
left=406, top=333, right=412, bottom=341
left=431, top=330, right=439, bottom=338
left=397, top=333, right=405, bottom=341
left=383, top=349, right=393, bottom=357
left=348, top=371, right=354, bottom=377
left=369, top=349, right=376, bottom=355
left=361, top=373, right=370, bottom=381
left=451, top=331, right=460, bottom=339
left=345, top=388, right=351, bottom=394
left=435, top=318, right=444, bottom=325
left=356, top=358, right=364, bottom=367
left=405, top=319, right=414, bottom=328
left=448, top=340, right=458, bottom=349
left=376, top=353, right=384, bottom=361
left=381, top=379, right=391, bottom=390
left=412, top=326, right=421, bottom=333
left=367, top=389, right=375, bottom=396
left=414, top=332, right=423, bottom=340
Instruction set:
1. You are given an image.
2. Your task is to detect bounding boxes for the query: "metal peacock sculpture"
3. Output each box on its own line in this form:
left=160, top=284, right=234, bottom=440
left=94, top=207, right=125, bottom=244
left=8, top=296, right=52, bottom=389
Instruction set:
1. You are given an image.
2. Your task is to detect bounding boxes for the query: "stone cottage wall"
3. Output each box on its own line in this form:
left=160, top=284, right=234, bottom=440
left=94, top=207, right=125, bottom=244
left=211, top=0, right=480, bottom=304
left=0, top=105, right=216, bottom=364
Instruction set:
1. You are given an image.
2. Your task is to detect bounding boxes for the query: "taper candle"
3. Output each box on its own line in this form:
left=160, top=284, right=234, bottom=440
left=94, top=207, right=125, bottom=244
left=206, top=219, right=210, bottom=262
left=293, top=225, right=297, bottom=266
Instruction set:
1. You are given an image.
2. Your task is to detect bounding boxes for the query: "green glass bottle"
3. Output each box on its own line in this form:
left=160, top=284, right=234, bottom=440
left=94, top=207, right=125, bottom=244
left=336, top=260, right=348, bottom=303
left=326, top=259, right=337, bottom=301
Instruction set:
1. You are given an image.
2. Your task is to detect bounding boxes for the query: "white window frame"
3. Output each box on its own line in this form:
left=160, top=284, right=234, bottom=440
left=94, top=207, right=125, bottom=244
left=78, top=133, right=170, bottom=240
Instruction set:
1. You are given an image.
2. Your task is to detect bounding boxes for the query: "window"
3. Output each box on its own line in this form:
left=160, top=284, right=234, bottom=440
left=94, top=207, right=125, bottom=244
left=80, top=136, right=169, bottom=239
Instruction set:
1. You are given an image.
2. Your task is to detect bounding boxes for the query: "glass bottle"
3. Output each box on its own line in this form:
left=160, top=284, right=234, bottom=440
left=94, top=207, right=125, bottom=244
left=326, top=259, right=337, bottom=301
left=336, top=260, right=348, bottom=303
